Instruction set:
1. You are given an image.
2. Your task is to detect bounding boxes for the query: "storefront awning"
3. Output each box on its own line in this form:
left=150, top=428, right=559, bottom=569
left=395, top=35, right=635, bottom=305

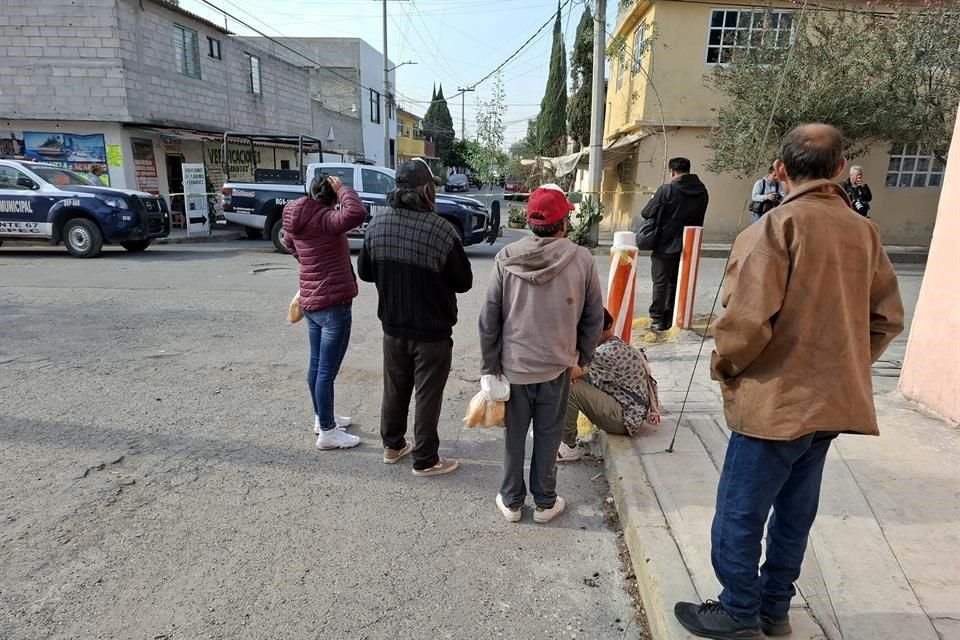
left=521, top=132, right=647, bottom=178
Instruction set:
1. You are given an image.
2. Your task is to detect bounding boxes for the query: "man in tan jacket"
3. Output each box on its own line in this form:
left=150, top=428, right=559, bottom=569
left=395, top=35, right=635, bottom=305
left=675, top=124, right=904, bottom=640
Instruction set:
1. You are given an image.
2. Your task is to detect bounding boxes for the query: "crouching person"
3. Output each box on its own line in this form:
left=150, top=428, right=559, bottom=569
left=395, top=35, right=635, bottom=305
left=557, top=309, right=660, bottom=462
left=479, top=184, right=604, bottom=524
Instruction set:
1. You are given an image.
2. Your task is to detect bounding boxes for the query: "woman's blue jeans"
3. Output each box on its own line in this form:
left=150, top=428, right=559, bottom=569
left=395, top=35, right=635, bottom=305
left=304, top=302, right=352, bottom=431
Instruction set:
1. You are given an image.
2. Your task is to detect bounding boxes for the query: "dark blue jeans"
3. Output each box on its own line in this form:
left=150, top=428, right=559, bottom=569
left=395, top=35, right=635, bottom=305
left=304, top=303, right=352, bottom=431
left=711, top=430, right=838, bottom=626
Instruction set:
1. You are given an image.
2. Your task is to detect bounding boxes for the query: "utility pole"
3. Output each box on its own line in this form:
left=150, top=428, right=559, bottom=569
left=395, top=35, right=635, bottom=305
left=379, top=0, right=411, bottom=169
left=586, top=0, right=606, bottom=245
left=457, top=86, right=475, bottom=140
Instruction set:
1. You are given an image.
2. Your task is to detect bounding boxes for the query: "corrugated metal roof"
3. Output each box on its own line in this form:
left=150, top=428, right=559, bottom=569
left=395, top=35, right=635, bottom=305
left=147, top=0, right=232, bottom=35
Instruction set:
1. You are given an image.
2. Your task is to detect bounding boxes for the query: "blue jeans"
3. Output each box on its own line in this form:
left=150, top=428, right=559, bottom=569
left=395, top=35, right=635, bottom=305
left=304, top=303, right=352, bottom=431
left=711, top=431, right=838, bottom=626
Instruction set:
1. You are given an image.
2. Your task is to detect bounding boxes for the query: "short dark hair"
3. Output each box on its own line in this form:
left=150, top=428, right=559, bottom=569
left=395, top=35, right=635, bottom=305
left=668, top=157, right=691, bottom=174
left=529, top=214, right=566, bottom=238
left=603, top=308, right=614, bottom=331
left=767, top=165, right=776, bottom=174
left=779, top=124, right=845, bottom=181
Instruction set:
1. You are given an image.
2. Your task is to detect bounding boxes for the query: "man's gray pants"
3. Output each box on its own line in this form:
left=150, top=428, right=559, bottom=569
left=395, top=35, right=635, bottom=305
left=500, top=371, right=571, bottom=510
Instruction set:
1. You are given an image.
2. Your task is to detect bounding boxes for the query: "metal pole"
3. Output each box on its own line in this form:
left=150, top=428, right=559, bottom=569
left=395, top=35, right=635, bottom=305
left=382, top=0, right=391, bottom=169
left=457, top=86, right=475, bottom=141
left=587, top=0, right=606, bottom=240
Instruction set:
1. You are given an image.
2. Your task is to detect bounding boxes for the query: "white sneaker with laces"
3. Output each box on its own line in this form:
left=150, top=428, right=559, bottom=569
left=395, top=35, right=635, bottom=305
left=556, top=442, right=582, bottom=462
left=534, top=496, right=566, bottom=524
left=316, top=428, right=360, bottom=450
left=314, top=415, right=353, bottom=435
left=496, top=494, right=522, bottom=522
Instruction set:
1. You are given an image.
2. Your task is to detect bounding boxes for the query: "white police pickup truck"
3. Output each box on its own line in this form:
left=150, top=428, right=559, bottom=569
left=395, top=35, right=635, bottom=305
left=0, top=159, right=170, bottom=258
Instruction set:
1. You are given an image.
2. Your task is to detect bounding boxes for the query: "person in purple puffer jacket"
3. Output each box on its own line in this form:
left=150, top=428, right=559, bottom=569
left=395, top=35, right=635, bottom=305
left=283, top=174, right=366, bottom=451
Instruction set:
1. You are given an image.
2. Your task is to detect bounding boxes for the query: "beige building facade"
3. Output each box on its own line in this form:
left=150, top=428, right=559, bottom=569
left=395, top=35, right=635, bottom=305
left=602, top=0, right=946, bottom=246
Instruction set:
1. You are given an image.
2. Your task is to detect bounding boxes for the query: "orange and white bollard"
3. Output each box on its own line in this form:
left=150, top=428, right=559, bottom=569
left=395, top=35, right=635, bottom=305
left=607, top=231, right=639, bottom=342
left=673, top=226, right=704, bottom=330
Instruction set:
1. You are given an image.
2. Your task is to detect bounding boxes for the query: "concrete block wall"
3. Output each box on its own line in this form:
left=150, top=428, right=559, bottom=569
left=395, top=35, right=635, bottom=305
left=0, top=0, right=129, bottom=120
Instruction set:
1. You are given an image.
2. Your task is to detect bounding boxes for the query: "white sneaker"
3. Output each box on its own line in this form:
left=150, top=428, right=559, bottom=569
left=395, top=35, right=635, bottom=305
left=534, top=496, right=566, bottom=524
left=556, top=442, right=582, bottom=462
left=316, top=428, right=360, bottom=450
left=314, top=415, right=353, bottom=435
left=496, top=494, right=522, bottom=523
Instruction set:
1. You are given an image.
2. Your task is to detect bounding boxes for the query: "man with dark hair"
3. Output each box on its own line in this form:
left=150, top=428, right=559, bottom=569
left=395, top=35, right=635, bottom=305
left=636, top=157, right=709, bottom=332
left=358, top=159, right=473, bottom=477
left=674, top=123, right=904, bottom=640
left=479, top=184, right=604, bottom=524
left=557, top=309, right=659, bottom=462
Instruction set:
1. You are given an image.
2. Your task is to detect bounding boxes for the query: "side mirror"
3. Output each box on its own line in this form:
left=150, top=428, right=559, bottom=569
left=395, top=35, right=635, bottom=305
left=16, top=177, right=38, bottom=190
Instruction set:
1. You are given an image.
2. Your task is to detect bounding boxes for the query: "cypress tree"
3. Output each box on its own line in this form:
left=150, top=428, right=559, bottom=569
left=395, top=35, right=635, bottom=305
left=432, top=84, right=456, bottom=165
left=568, top=5, right=594, bottom=151
left=536, top=1, right=568, bottom=156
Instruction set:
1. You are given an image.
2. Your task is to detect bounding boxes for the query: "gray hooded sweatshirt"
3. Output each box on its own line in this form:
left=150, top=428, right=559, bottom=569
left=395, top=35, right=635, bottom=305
left=479, top=235, right=605, bottom=385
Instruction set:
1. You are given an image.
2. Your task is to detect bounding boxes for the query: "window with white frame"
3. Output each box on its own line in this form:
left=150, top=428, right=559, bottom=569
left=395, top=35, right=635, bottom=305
left=370, top=89, right=381, bottom=124
left=246, top=53, right=261, bottom=95
left=886, top=145, right=946, bottom=188
left=706, top=9, right=794, bottom=65
left=631, top=22, right=647, bottom=75
left=173, top=24, right=201, bottom=78
left=207, top=37, right=221, bottom=60
left=615, top=58, right=625, bottom=91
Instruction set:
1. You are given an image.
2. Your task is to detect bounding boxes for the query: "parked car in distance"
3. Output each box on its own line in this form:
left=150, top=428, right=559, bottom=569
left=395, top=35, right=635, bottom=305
left=445, top=174, right=469, bottom=193
left=503, top=179, right=527, bottom=201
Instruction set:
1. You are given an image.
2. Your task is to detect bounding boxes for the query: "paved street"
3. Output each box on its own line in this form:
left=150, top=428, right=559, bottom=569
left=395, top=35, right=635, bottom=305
left=0, top=233, right=643, bottom=640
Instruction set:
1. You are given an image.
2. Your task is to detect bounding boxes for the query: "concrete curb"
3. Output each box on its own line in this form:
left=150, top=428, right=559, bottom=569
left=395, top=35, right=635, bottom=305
left=156, top=231, right=245, bottom=245
left=601, top=434, right=698, bottom=640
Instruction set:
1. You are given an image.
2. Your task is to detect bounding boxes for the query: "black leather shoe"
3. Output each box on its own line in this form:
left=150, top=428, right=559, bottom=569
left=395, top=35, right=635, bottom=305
left=760, top=613, right=792, bottom=636
left=674, top=601, right=764, bottom=640
left=650, top=322, right=666, bottom=332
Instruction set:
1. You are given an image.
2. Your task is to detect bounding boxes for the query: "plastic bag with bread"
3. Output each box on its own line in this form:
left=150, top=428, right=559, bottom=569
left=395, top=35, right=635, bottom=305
left=288, top=292, right=304, bottom=324
left=463, top=374, right=511, bottom=428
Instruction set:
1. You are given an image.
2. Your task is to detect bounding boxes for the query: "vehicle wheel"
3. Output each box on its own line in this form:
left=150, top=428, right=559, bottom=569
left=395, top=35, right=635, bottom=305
left=121, top=240, right=151, bottom=252
left=271, top=219, right=289, bottom=254
left=245, top=227, right=263, bottom=240
left=63, top=218, right=104, bottom=258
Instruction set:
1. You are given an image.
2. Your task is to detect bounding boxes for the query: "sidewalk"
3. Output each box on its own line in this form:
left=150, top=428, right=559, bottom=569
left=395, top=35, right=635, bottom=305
left=155, top=225, right=245, bottom=245
left=602, top=328, right=960, bottom=640
left=595, top=231, right=929, bottom=264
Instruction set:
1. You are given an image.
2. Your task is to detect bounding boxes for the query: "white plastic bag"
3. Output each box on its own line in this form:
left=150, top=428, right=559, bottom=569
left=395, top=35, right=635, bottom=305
left=480, top=374, right=510, bottom=402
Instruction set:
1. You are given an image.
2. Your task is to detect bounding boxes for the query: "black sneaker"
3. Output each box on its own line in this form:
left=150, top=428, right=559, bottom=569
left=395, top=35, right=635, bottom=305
left=760, top=613, right=792, bottom=636
left=674, top=601, right=764, bottom=640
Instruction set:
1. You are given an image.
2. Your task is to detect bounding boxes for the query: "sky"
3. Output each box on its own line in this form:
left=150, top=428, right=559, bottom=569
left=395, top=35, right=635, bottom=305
left=179, top=0, right=617, bottom=145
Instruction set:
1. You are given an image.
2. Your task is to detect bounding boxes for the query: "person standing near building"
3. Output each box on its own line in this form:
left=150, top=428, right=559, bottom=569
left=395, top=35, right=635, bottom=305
left=841, top=165, right=873, bottom=217
left=283, top=174, right=367, bottom=450
left=358, top=159, right=473, bottom=477
left=674, top=124, right=904, bottom=640
left=636, top=158, right=709, bottom=332
left=479, top=184, right=604, bottom=524
left=749, top=166, right=785, bottom=223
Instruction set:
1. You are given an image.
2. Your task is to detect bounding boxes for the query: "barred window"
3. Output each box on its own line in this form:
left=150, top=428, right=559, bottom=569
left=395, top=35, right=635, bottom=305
left=706, top=9, right=794, bottom=65
left=173, top=24, right=201, bottom=78
left=632, top=22, right=647, bottom=75
left=886, top=145, right=946, bottom=188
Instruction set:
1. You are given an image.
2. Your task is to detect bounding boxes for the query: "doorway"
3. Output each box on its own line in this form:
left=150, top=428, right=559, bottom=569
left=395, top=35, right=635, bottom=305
left=166, top=154, right=185, bottom=228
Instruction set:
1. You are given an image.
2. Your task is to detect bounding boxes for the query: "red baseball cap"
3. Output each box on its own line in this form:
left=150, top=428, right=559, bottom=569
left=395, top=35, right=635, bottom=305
left=526, top=184, right=575, bottom=226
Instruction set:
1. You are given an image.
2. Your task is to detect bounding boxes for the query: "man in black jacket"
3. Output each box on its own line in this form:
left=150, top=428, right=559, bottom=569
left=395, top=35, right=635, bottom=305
left=636, top=157, right=709, bottom=331
left=358, top=159, right=473, bottom=477
left=840, top=165, right=872, bottom=217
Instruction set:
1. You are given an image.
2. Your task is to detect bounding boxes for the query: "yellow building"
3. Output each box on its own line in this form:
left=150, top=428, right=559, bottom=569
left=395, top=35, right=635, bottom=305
left=602, top=0, right=945, bottom=246
left=397, top=108, right=437, bottom=164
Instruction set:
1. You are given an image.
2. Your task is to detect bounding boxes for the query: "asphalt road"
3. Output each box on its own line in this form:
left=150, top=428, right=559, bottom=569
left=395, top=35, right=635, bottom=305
left=0, top=233, right=644, bottom=640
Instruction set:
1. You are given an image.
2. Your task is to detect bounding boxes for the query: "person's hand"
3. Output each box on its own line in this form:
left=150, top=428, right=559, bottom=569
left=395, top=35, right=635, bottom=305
left=766, top=193, right=778, bottom=201
left=327, top=176, right=344, bottom=193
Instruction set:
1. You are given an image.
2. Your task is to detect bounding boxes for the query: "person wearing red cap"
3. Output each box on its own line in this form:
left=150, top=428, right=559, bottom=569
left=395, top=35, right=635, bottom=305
left=479, top=184, right=604, bottom=524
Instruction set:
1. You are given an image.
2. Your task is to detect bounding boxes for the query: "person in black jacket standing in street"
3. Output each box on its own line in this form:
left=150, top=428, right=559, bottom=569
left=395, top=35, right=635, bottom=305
left=840, top=165, right=872, bottom=217
left=636, top=157, right=709, bottom=332
left=358, top=159, right=473, bottom=477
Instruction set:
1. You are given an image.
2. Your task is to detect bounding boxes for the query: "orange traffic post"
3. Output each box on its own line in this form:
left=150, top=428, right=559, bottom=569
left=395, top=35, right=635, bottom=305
left=673, top=226, right=704, bottom=329
left=607, top=231, right=639, bottom=342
